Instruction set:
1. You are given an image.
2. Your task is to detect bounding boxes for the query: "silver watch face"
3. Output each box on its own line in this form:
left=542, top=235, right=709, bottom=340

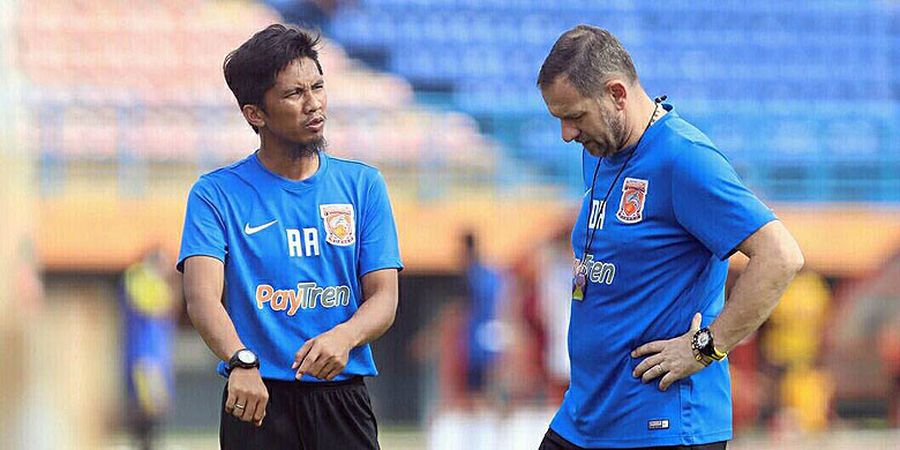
left=696, top=332, right=710, bottom=348
left=237, top=350, right=257, bottom=365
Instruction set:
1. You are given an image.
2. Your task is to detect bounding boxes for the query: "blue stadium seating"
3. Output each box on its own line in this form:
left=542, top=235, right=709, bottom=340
left=319, top=0, right=900, bottom=201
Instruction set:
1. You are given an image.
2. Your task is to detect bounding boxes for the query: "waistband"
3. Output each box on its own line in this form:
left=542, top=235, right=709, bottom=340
left=261, top=376, right=365, bottom=392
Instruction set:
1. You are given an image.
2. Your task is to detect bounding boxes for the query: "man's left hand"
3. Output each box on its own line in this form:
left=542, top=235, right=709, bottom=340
left=292, top=326, right=356, bottom=380
left=631, top=312, right=707, bottom=391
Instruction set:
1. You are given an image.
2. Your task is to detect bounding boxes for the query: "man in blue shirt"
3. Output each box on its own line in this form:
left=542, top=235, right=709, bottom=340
left=178, top=24, right=402, bottom=449
left=536, top=25, right=804, bottom=449
left=461, top=232, right=503, bottom=396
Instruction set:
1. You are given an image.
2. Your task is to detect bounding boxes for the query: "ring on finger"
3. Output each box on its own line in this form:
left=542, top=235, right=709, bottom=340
left=234, top=403, right=245, bottom=410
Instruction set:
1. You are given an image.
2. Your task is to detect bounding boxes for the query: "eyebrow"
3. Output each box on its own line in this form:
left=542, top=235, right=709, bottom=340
left=280, top=78, right=325, bottom=96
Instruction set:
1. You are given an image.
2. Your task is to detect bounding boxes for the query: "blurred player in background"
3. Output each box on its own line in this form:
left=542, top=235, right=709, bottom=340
left=536, top=25, right=804, bottom=449
left=460, top=232, right=503, bottom=403
left=178, top=24, right=402, bottom=449
left=536, top=230, right=574, bottom=403
left=120, top=247, right=178, bottom=450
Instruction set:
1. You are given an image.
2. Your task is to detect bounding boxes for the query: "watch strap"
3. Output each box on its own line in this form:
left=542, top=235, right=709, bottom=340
left=709, top=345, right=728, bottom=361
left=694, top=351, right=714, bottom=366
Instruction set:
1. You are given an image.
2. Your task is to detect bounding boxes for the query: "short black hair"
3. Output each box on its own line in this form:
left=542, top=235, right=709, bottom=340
left=537, top=24, right=638, bottom=97
left=223, top=24, right=323, bottom=133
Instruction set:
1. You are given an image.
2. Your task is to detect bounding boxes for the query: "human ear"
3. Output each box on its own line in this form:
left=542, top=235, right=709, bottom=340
left=242, top=104, right=266, bottom=130
left=605, top=80, right=628, bottom=110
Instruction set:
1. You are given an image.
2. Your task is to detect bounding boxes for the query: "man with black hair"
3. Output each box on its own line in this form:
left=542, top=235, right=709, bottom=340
left=178, top=24, right=402, bottom=449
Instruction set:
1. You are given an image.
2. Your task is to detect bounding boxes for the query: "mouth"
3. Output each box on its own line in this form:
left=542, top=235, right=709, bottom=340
left=304, top=116, right=325, bottom=132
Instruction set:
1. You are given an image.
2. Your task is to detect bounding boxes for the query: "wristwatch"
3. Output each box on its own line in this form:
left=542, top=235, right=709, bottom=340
left=227, top=348, right=260, bottom=373
left=691, top=327, right=727, bottom=366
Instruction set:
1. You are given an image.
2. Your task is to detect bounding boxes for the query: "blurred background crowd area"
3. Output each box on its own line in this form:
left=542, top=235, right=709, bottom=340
left=0, top=0, right=899, bottom=449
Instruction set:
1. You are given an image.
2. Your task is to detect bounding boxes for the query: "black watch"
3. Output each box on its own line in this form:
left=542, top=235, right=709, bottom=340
left=227, top=348, right=260, bottom=373
left=691, top=328, right=727, bottom=365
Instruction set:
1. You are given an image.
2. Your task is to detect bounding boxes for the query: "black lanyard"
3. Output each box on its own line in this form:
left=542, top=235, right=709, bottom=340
left=573, top=99, right=664, bottom=299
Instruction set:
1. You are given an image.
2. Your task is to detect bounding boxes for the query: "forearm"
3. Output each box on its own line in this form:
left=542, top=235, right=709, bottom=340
left=334, top=290, right=397, bottom=348
left=709, top=255, right=800, bottom=353
left=187, top=298, right=246, bottom=362
left=182, top=257, right=245, bottom=362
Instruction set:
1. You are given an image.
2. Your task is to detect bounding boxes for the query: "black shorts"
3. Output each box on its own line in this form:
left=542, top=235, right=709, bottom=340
left=220, top=376, right=379, bottom=450
left=539, top=428, right=727, bottom=450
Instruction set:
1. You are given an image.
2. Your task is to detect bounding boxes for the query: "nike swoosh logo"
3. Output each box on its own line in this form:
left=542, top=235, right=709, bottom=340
left=244, top=219, right=278, bottom=235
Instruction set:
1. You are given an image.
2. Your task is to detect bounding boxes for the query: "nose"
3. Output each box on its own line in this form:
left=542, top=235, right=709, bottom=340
left=303, top=91, right=322, bottom=114
left=561, top=121, right=580, bottom=143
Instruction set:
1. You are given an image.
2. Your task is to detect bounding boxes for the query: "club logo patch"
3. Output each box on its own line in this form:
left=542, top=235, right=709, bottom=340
left=616, top=177, right=649, bottom=224
left=319, top=204, right=355, bottom=246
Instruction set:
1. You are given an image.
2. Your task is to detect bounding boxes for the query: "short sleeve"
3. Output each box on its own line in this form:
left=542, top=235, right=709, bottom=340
left=176, top=179, right=227, bottom=272
left=671, top=145, right=776, bottom=260
left=358, top=171, right=403, bottom=276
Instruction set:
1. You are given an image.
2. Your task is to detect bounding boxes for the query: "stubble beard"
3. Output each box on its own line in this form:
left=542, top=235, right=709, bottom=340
left=585, top=108, right=628, bottom=158
left=286, top=136, right=328, bottom=160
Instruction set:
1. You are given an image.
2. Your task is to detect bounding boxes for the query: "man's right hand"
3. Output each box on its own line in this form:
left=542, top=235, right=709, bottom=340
left=225, top=367, right=269, bottom=427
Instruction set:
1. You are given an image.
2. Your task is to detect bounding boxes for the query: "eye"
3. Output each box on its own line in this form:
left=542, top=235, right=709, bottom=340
left=312, top=83, right=324, bottom=90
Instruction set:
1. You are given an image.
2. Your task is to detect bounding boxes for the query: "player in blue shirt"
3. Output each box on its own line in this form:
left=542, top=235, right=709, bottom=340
left=535, top=25, right=804, bottom=449
left=178, top=24, right=402, bottom=450
left=120, top=248, right=177, bottom=450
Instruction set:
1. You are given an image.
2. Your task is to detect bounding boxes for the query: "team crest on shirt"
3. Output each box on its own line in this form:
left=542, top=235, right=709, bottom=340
left=319, top=204, right=355, bottom=246
left=616, top=177, right=649, bottom=224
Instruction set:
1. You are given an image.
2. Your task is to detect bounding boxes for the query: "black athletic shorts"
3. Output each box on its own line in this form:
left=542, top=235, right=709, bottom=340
left=539, top=428, right=727, bottom=450
left=220, top=376, right=379, bottom=450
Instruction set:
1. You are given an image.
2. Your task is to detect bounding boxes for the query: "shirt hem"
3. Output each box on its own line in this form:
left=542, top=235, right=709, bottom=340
left=217, top=366, right=378, bottom=381
left=360, top=261, right=404, bottom=277
left=550, top=426, right=732, bottom=448
left=716, top=215, right=777, bottom=260
left=176, top=251, right=225, bottom=272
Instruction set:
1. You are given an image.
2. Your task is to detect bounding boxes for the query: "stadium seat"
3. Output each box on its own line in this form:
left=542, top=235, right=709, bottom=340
left=20, top=0, right=498, bottom=197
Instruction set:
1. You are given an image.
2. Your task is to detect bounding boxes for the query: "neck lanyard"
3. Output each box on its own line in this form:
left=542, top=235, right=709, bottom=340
left=572, top=100, right=663, bottom=301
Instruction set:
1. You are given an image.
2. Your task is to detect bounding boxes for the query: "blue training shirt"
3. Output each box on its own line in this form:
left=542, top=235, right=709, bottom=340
left=550, top=105, right=776, bottom=448
left=465, top=261, right=503, bottom=370
left=177, top=151, right=403, bottom=382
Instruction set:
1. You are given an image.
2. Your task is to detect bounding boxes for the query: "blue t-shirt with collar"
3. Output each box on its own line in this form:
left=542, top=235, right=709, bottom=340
left=177, top=151, right=403, bottom=382
left=551, top=104, right=776, bottom=447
